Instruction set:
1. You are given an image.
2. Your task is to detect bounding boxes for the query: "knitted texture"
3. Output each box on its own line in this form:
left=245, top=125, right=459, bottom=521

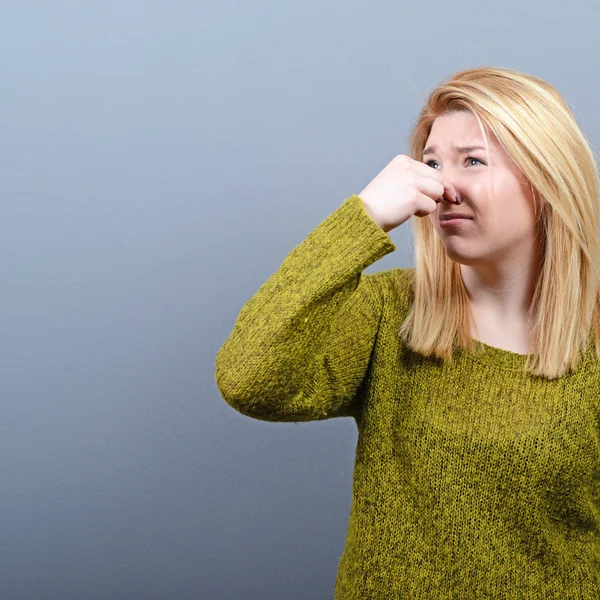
left=215, top=194, right=600, bottom=598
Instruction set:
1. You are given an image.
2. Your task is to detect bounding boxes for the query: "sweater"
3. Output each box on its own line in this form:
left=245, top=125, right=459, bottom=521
left=215, top=193, right=600, bottom=599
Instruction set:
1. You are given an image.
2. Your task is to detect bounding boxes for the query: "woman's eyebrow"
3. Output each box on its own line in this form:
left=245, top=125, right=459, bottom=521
left=423, top=145, right=486, bottom=156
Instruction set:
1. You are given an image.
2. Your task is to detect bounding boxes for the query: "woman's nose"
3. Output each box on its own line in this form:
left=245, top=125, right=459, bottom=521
left=439, top=184, right=461, bottom=204
left=445, top=190, right=461, bottom=204
left=440, top=167, right=468, bottom=203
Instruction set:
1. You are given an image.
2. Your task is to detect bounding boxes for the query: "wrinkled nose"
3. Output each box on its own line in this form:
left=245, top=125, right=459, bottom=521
left=439, top=188, right=461, bottom=205
left=440, top=172, right=466, bottom=204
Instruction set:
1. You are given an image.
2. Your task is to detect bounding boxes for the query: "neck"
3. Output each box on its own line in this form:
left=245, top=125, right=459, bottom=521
left=459, top=247, right=543, bottom=322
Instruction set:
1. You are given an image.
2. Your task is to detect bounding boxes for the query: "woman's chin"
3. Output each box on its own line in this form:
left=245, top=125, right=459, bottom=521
left=441, top=241, right=478, bottom=264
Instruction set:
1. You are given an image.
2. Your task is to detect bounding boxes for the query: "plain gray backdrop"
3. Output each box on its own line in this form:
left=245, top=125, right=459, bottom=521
left=2, top=1, right=599, bottom=599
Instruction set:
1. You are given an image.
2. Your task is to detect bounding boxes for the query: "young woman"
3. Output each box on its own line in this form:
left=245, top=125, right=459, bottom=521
left=216, top=67, right=600, bottom=598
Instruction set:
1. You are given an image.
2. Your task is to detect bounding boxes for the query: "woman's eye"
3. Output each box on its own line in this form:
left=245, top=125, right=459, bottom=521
left=424, top=157, right=484, bottom=169
left=467, top=157, right=484, bottom=166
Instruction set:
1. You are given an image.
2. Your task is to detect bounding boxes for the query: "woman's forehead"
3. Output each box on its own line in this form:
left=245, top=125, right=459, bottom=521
left=426, top=121, right=500, bottom=154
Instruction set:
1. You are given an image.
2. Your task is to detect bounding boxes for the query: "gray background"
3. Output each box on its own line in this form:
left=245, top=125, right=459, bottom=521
left=2, top=1, right=598, bottom=599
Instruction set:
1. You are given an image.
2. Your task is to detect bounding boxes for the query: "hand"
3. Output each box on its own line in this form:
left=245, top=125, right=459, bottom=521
left=358, top=154, right=458, bottom=233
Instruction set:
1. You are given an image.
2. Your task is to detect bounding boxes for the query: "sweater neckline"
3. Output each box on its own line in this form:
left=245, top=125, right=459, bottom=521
left=468, top=339, right=530, bottom=370
left=467, top=333, right=596, bottom=373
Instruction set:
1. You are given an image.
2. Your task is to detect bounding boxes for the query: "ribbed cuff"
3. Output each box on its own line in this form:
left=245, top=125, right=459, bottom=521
left=297, top=194, right=397, bottom=279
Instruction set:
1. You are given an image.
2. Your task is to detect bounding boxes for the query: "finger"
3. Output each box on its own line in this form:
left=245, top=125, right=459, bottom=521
left=438, top=180, right=458, bottom=203
left=418, top=177, right=445, bottom=200
left=416, top=162, right=445, bottom=184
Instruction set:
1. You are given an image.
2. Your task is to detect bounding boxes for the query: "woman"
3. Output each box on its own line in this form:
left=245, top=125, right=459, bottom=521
left=215, top=67, right=600, bottom=598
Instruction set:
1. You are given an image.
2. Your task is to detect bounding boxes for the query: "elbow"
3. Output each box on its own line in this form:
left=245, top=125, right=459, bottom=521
left=215, top=350, right=264, bottom=418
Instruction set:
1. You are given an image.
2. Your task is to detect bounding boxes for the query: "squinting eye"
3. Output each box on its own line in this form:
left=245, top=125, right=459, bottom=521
left=467, top=157, right=484, bottom=166
left=424, top=157, right=485, bottom=168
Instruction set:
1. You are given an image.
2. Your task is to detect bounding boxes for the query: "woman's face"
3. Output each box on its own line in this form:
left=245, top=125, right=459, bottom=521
left=424, top=110, right=542, bottom=267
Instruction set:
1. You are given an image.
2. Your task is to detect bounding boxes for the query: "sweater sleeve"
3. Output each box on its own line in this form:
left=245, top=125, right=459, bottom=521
left=214, top=194, right=397, bottom=422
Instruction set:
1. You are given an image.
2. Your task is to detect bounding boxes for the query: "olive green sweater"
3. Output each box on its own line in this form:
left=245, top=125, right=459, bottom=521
left=215, top=193, right=600, bottom=598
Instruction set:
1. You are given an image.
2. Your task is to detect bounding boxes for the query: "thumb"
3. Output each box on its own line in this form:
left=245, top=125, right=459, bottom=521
left=440, top=180, right=459, bottom=203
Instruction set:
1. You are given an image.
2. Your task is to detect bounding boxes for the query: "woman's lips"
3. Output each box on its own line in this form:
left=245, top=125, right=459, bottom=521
left=440, top=217, right=472, bottom=227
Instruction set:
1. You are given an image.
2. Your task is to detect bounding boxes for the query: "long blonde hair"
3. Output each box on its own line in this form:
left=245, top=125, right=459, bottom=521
left=399, top=66, right=600, bottom=379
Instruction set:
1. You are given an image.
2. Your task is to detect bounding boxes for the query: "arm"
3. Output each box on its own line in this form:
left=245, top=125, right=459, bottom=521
left=214, top=194, right=396, bottom=422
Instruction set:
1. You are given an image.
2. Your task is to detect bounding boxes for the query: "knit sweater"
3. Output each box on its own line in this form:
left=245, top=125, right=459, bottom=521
left=215, top=193, right=600, bottom=599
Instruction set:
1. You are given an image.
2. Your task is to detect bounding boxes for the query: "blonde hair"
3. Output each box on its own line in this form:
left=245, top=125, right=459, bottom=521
left=399, top=66, right=600, bottom=379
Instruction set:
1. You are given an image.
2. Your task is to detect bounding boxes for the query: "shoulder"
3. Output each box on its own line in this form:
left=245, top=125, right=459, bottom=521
left=360, top=267, right=415, bottom=318
left=367, top=266, right=415, bottom=301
